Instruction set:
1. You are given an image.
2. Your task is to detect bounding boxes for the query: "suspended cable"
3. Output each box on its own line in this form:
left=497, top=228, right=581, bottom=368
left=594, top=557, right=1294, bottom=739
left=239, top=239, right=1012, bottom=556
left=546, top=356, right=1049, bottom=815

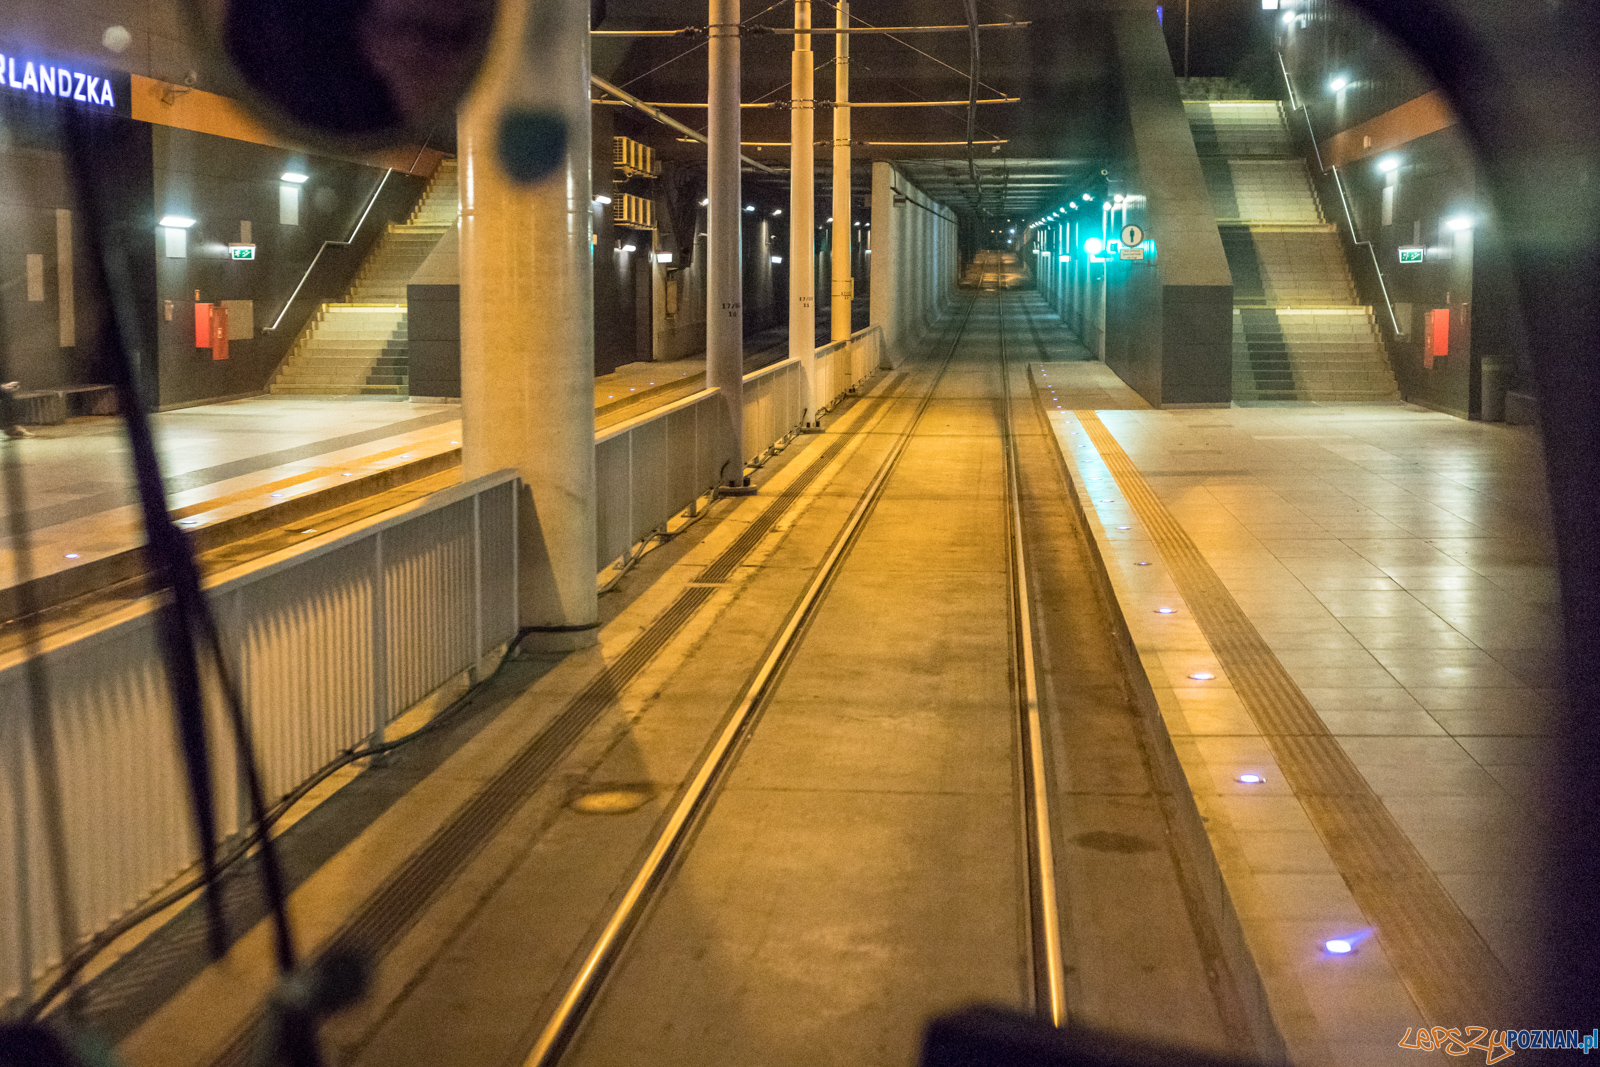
left=816, top=0, right=1011, bottom=98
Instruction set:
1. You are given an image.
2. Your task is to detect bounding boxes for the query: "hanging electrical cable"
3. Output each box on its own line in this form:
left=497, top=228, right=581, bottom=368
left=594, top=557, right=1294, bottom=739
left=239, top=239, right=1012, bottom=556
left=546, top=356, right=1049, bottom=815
left=0, top=216, right=81, bottom=1028
left=59, top=111, right=371, bottom=1067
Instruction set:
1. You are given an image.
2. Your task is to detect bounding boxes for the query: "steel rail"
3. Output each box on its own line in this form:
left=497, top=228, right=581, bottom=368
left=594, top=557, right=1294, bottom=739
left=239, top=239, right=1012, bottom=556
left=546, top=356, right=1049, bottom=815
left=994, top=283, right=1069, bottom=1026
left=520, top=297, right=981, bottom=1067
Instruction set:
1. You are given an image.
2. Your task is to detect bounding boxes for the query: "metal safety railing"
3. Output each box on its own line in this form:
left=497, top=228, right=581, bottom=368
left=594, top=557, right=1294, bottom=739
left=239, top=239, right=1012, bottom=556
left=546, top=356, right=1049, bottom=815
left=595, top=388, right=733, bottom=574
left=1278, top=52, right=1402, bottom=337
left=1, top=472, right=518, bottom=1010
left=814, top=324, right=883, bottom=418
left=595, top=324, right=884, bottom=572
left=265, top=169, right=394, bottom=334
left=2, top=324, right=890, bottom=1007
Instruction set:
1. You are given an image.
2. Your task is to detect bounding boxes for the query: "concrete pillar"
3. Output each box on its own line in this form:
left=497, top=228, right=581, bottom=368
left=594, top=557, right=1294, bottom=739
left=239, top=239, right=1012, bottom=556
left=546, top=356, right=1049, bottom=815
left=869, top=161, right=896, bottom=366
left=830, top=0, right=852, bottom=343
left=707, top=0, right=745, bottom=485
left=459, top=0, right=597, bottom=649
left=790, top=1, right=817, bottom=419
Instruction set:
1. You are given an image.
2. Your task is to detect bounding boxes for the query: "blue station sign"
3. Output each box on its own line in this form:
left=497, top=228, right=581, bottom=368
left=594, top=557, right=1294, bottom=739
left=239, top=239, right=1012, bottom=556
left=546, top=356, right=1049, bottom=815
left=0, top=43, right=130, bottom=116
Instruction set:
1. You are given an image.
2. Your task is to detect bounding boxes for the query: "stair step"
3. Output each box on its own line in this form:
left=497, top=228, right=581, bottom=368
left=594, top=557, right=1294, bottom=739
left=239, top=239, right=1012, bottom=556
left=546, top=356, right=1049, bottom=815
left=273, top=156, right=460, bottom=399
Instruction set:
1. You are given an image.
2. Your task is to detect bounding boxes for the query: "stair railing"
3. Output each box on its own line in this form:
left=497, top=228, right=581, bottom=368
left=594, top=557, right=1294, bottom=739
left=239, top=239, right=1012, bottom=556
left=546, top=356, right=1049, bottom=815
left=1278, top=52, right=1402, bottom=337
left=264, top=169, right=394, bottom=333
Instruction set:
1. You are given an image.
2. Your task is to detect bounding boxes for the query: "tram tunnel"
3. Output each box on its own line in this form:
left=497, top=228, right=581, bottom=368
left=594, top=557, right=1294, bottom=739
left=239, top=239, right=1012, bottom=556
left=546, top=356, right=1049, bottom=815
left=1, top=0, right=1591, bottom=1065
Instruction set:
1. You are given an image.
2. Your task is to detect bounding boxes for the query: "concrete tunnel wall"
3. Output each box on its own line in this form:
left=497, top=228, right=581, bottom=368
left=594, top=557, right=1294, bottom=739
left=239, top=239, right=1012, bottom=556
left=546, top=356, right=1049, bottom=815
left=870, top=162, right=959, bottom=368
left=1103, top=6, right=1235, bottom=407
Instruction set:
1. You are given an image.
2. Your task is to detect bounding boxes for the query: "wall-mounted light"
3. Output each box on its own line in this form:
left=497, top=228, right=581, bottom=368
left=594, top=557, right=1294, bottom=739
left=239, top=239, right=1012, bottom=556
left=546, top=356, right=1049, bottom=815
left=1082, top=193, right=1093, bottom=201
left=827, top=216, right=834, bottom=223
left=1376, top=155, right=1402, bottom=173
left=594, top=194, right=613, bottom=205
left=1084, top=237, right=1104, bottom=256
left=744, top=205, right=756, bottom=212
left=772, top=208, right=783, bottom=216
left=770, top=255, right=783, bottom=264
left=656, top=252, right=674, bottom=264
left=1329, top=75, right=1350, bottom=93
left=699, top=197, right=710, bottom=206
left=1282, top=10, right=1296, bottom=24
left=621, top=242, right=637, bottom=252
left=1446, top=214, right=1476, bottom=232
left=280, top=172, right=309, bottom=184
left=159, top=216, right=192, bottom=258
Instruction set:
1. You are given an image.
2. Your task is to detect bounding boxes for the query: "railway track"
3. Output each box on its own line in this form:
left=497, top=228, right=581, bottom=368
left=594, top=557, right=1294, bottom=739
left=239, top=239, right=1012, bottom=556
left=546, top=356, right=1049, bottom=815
left=524, top=259, right=1069, bottom=1065
left=145, top=256, right=1252, bottom=1067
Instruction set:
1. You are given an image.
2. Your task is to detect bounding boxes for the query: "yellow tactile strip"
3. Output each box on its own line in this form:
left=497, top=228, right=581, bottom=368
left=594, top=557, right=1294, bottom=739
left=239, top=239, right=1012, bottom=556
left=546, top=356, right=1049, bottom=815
left=1075, top=411, right=1516, bottom=1025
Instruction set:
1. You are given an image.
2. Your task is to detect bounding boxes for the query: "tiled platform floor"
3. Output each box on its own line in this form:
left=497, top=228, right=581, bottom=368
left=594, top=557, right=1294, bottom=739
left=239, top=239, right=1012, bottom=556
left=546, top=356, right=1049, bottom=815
left=1037, top=362, right=1554, bottom=1064
left=0, top=398, right=460, bottom=590
left=1, top=349, right=783, bottom=594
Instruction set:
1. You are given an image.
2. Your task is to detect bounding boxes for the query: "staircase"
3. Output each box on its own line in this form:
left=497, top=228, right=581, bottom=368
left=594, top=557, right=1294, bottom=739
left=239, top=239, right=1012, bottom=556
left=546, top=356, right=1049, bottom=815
left=1184, top=98, right=1398, bottom=403
left=270, top=159, right=458, bottom=397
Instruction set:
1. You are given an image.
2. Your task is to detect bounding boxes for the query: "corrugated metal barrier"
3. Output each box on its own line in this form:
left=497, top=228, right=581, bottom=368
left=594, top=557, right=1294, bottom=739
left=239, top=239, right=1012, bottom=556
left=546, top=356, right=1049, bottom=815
left=596, top=325, right=882, bottom=570
left=0, top=325, right=886, bottom=1008
left=0, top=473, right=518, bottom=1009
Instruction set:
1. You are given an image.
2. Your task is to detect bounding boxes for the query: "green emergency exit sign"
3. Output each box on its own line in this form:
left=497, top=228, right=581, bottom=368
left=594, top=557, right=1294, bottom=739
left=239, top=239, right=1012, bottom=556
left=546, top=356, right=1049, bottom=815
left=229, top=244, right=256, bottom=261
left=1398, top=246, right=1424, bottom=264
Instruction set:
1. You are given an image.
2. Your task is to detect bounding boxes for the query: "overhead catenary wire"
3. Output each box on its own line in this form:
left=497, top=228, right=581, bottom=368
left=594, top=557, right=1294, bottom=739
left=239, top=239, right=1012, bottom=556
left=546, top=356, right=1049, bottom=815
left=596, top=97, right=1019, bottom=108
left=592, top=21, right=1031, bottom=36
left=605, top=0, right=795, bottom=87
left=592, top=75, right=783, bottom=174
left=817, top=0, right=1012, bottom=101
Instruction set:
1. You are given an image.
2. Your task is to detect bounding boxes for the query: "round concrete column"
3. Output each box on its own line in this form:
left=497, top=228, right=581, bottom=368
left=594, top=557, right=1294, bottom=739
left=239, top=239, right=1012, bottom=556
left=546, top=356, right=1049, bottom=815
left=459, top=0, right=599, bottom=650
left=707, top=0, right=745, bottom=486
left=830, top=0, right=852, bottom=344
left=789, top=1, right=817, bottom=417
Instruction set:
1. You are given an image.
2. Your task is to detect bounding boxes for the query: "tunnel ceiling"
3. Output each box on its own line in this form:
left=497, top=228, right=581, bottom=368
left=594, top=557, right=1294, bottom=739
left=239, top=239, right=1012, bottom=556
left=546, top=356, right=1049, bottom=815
left=593, top=0, right=1127, bottom=220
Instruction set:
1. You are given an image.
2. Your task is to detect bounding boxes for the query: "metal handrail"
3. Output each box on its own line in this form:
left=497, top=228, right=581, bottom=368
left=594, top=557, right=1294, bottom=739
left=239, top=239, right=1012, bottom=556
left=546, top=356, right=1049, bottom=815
left=1277, top=52, right=1401, bottom=336
left=264, top=168, right=394, bottom=333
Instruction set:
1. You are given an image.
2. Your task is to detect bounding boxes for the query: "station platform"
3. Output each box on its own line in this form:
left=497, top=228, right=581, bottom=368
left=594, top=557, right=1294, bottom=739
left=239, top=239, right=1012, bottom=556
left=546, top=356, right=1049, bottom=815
left=1044, top=368, right=1548, bottom=1062
left=33, top=292, right=1548, bottom=1067
left=0, top=340, right=796, bottom=635
left=0, top=399, right=462, bottom=625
